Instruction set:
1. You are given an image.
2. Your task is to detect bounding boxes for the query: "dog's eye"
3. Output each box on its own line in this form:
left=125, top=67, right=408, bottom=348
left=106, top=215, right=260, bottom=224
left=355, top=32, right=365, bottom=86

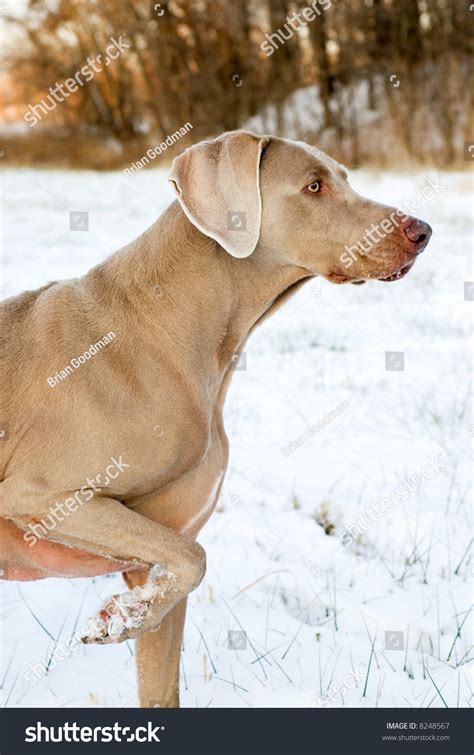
left=307, top=180, right=321, bottom=193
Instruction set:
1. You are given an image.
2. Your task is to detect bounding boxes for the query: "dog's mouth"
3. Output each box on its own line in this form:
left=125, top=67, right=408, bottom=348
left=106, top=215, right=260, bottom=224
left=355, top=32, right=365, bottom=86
left=378, top=262, right=413, bottom=283
left=331, top=260, right=414, bottom=285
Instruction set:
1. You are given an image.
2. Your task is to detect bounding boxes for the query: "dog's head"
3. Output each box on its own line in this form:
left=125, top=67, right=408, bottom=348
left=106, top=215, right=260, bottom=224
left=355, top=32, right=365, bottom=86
left=169, top=131, right=432, bottom=283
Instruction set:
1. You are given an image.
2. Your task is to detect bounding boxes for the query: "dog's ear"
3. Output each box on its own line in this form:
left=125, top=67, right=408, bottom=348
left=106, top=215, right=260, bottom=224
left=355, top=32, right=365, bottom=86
left=169, top=131, right=270, bottom=258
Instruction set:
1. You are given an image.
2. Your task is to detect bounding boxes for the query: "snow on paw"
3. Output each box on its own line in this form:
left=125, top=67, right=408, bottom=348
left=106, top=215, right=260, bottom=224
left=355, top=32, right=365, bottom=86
left=80, top=565, right=178, bottom=644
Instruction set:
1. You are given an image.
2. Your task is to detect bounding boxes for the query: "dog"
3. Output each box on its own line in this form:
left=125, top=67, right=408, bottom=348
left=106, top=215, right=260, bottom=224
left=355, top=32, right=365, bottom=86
left=0, top=131, right=432, bottom=707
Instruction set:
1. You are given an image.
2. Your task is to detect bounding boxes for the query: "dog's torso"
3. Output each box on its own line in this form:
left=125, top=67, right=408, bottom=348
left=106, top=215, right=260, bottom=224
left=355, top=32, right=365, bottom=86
left=0, top=247, right=230, bottom=579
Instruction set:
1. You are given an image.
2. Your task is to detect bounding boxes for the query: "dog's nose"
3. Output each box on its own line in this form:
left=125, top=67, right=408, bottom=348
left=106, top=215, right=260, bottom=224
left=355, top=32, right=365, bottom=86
left=403, top=218, right=432, bottom=253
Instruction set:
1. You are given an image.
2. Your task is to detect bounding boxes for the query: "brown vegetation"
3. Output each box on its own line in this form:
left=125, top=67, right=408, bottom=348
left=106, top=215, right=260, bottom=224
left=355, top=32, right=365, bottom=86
left=1, top=0, right=472, bottom=169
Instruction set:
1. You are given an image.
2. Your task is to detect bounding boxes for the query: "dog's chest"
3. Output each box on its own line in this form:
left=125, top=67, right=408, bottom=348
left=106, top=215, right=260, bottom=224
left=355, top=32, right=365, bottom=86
left=149, top=461, right=226, bottom=538
left=127, top=418, right=228, bottom=537
left=179, top=466, right=225, bottom=536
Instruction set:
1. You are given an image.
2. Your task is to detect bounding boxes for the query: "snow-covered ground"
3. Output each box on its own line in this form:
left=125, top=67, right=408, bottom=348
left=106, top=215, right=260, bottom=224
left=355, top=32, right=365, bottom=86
left=0, top=164, right=472, bottom=708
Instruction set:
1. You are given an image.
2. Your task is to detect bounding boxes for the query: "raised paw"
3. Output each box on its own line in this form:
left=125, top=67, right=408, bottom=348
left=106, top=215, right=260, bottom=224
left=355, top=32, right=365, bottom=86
left=80, top=565, right=179, bottom=644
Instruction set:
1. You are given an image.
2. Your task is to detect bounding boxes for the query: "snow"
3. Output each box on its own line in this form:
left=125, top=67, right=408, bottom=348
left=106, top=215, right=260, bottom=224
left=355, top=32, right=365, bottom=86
left=0, top=164, right=472, bottom=708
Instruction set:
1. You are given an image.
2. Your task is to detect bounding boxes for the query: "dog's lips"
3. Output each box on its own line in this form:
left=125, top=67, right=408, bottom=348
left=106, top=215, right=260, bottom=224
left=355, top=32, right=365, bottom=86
left=328, top=271, right=351, bottom=283
left=378, top=262, right=414, bottom=282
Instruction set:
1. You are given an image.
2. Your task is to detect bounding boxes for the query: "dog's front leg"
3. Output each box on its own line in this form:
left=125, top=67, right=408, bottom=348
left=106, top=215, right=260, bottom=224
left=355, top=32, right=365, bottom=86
left=125, top=566, right=187, bottom=708
left=10, top=496, right=205, bottom=645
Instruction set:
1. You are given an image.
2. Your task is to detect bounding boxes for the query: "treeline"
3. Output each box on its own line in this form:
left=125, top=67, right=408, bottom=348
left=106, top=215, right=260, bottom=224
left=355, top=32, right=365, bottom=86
left=2, top=0, right=472, bottom=167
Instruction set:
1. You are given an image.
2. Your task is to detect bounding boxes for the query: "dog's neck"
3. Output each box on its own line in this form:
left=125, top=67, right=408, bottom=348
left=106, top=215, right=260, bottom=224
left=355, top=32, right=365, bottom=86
left=95, top=201, right=310, bottom=393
